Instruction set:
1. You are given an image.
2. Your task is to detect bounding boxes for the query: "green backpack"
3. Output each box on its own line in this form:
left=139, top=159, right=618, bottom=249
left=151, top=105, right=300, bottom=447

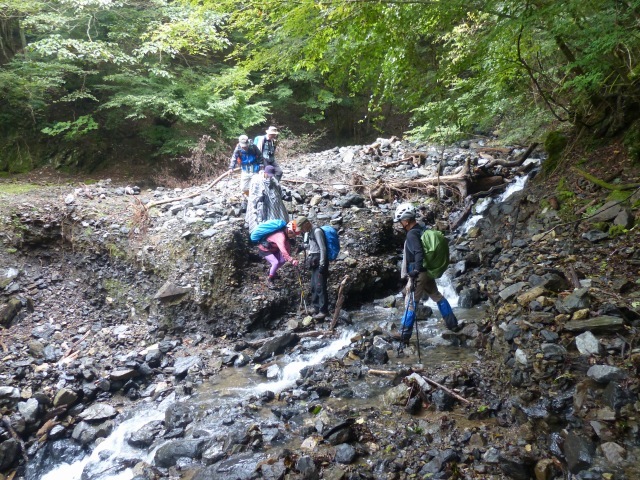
left=420, top=229, right=450, bottom=279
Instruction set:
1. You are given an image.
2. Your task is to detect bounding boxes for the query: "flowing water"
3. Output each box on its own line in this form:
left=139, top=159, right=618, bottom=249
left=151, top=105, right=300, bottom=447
left=38, top=172, right=536, bottom=479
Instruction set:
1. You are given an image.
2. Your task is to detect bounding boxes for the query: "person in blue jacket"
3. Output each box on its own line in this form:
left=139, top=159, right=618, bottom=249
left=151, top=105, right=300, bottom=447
left=229, top=134, right=262, bottom=198
left=394, top=203, right=461, bottom=342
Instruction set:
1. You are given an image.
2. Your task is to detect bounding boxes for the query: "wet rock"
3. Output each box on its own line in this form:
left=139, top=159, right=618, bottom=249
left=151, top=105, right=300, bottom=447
left=296, top=455, right=319, bottom=479
left=173, top=356, right=202, bottom=378
left=575, top=331, right=601, bottom=355
left=383, top=384, right=409, bottom=406
left=72, top=421, right=99, bottom=445
left=334, top=443, right=357, bottom=464
left=364, top=344, right=389, bottom=365
left=165, top=402, right=193, bottom=430
left=0, top=439, right=19, bottom=470
left=154, top=438, right=206, bottom=468
left=419, top=449, right=459, bottom=476
left=563, top=315, right=625, bottom=333
left=458, top=287, right=480, bottom=308
left=602, top=382, right=632, bottom=410
left=0, top=386, right=20, bottom=403
left=483, top=447, right=500, bottom=463
left=541, top=343, right=566, bottom=361
left=587, top=365, right=627, bottom=384
left=339, top=194, right=365, bottom=208
left=79, top=403, right=117, bottom=421
left=498, top=452, right=535, bottom=480
left=563, top=433, right=594, bottom=473
left=253, top=333, right=300, bottom=362
left=432, top=389, right=455, bottom=411
left=128, top=420, right=164, bottom=448
left=110, top=368, right=138, bottom=382
left=613, top=208, right=634, bottom=228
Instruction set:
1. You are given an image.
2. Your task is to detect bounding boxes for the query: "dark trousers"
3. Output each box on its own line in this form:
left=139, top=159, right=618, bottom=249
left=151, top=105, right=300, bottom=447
left=310, top=264, right=329, bottom=314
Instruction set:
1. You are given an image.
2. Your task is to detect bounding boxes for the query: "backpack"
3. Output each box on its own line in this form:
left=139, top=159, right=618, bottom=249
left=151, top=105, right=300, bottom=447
left=319, top=225, right=340, bottom=261
left=253, top=135, right=264, bottom=153
left=420, top=229, right=449, bottom=279
left=250, top=219, right=286, bottom=243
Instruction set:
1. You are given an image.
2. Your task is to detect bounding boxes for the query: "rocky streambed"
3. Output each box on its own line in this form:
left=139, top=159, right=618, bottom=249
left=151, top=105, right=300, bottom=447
left=0, top=138, right=639, bottom=479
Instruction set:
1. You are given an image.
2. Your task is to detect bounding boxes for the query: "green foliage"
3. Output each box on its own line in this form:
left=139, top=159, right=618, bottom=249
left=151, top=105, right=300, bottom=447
left=608, top=224, right=628, bottom=238
left=42, top=115, right=98, bottom=140
left=542, top=131, right=568, bottom=175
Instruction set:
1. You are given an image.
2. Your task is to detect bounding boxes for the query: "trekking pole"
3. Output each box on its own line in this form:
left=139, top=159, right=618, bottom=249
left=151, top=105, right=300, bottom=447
left=295, top=266, right=308, bottom=315
left=412, top=290, right=421, bottom=363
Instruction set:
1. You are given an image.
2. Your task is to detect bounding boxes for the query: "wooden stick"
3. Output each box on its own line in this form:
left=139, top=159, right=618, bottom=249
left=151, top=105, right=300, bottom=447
left=246, top=330, right=326, bottom=348
left=144, top=169, right=234, bottom=209
left=420, top=374, right=471, bottom=404
left=59, top=330, right=91, bottom=361
left=368, top=369, right=399, bottom=377
left=330, top=275, right=350, bottom=331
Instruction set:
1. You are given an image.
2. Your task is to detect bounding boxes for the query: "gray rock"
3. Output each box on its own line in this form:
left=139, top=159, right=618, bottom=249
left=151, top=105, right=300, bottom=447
left=127, top=420, right=164, bottom=448
left=53, top=388, right=78, bottom=407
left=613, top=209, right=634, bottom=228
left=153, top=281, right=192, bottom=300
left=602, top=382, right=632, bottom=410
left=0, top=439, right=19, bottom=470
left=253, top=333, right=300, bottom=362
left=72, top=421, right=99, bottom=445
left=110, top=369, right=138, bottom=382
left=154, top=438, right=206, bottom=468
left=600, top=441, right=626, bottom=464
left=581, top=230, right=609, bottom=243
left=541, top=343, right=566, bottom=361
left=564, top=315, right=625, bottom=333
left=557, top=288, right=591, bottom=313
left=563, top=433, right=594, bottom=473
left=575, top=331, right=601, bottom=355
left=498, top=452, right=535, bottom=480
left=587, top=365, right=627, bottom=384
left=261, top=458, right=287, bottom=480
left=296, top=455, right=318, bottom=480
left=498, top=282, right=528, bottom=300
left=334, top=443, right=357, bottom=464
left=173, top=356, right=202, bottom=378
left=419, top=449, right=460, bottom=476
left=17, top=398, right=39, bottom=424
left=458, top=287, right=480, bottom=308
left=589, top=201, right=623, bottom=222
left=79, top=403, right=117, bottom=421
left=483, top=447, right=500, bottom=463
left=165, top=402, right=193, bottom=430
left=0, top=298, right=22, bottom=327
left=539, top=273, right=570, bottom=292
left=200, top=228, right=218, bottom=238
left=0, top=387, right=20, bottom=401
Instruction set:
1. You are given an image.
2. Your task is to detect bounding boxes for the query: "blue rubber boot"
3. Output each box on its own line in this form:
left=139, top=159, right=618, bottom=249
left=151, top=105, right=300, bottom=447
left=437, top=298, right=460, bottom=331
left=400, top=309, right=415, bottom=342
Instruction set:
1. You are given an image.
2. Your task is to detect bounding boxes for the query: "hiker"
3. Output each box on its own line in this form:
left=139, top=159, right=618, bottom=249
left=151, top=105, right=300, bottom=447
left=229, top=134, right=262, bottom=198
left=245, top=165, right=289, bottom=233
left=254, top=126, right=282, bottom=181
left=394, top=202, right=460, bottom=342
left=258, top=220, right=301, bottom=289
left=296, top=216, right=329, bottom=320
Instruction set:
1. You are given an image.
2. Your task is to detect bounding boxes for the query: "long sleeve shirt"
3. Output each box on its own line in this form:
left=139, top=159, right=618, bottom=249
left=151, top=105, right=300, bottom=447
left=308, top=227, right=327, bottom=267
left=258, top=230, right=293, bottom=262
left=401, top=223, right=425, bottom=279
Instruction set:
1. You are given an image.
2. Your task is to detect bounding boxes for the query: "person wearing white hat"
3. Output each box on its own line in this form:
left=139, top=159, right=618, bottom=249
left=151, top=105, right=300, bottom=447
left=229, top=134, right=262, bottom=198
left=254, top=126, right=283, bottom=181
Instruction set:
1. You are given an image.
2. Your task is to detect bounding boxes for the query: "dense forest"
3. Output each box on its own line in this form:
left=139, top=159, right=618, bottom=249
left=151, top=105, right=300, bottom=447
left=1, top=0, right=640, bottom=174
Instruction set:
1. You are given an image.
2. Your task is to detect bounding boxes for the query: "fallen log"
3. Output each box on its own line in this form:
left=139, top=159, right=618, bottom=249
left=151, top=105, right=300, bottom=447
left=573, top=167, right=640, bottom=191
left=370, top=159, right=473, bottom=200
left=380, top=152, right=427, bottom=169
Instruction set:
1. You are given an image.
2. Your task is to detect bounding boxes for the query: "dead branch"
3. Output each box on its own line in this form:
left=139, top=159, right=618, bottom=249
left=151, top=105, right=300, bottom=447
left=484, top=142, right=539, bottom=168
left=370, top=159, right=472, bottom=200
left=145, top=169, right=234, bottom=210
left=380, top=152, right=427, bottom=169
left=419, top=374, right=471, bottom=404
left=330, top=275, right=350, bottom=331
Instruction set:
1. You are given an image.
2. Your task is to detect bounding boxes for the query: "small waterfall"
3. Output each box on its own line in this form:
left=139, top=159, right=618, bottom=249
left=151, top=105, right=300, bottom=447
left=252, top=331, right=354, bottom=395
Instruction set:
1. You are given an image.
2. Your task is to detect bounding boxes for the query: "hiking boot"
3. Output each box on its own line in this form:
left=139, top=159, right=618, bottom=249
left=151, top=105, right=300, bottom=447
left=449, top=320, right=465, bottom=333
left=312, top=312, right=327, bottom=320
left=266, top=277, right=277, bottom=290
left=390, top=329, right=412, bottom=343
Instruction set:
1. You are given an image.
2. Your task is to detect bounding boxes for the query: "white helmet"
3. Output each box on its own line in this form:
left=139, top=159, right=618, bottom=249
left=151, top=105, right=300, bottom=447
left=393, top=202, right=416, bottom=222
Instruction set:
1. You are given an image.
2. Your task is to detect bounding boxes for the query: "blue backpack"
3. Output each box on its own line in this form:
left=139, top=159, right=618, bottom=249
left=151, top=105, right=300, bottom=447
left=319, top=225, right=340, bottom=261
left=250, top=219, right=286, bottom=243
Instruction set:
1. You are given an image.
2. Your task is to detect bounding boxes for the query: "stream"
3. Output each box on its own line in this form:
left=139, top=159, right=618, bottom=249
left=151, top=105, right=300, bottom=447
left=35, top=172, right=534, bottom=479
